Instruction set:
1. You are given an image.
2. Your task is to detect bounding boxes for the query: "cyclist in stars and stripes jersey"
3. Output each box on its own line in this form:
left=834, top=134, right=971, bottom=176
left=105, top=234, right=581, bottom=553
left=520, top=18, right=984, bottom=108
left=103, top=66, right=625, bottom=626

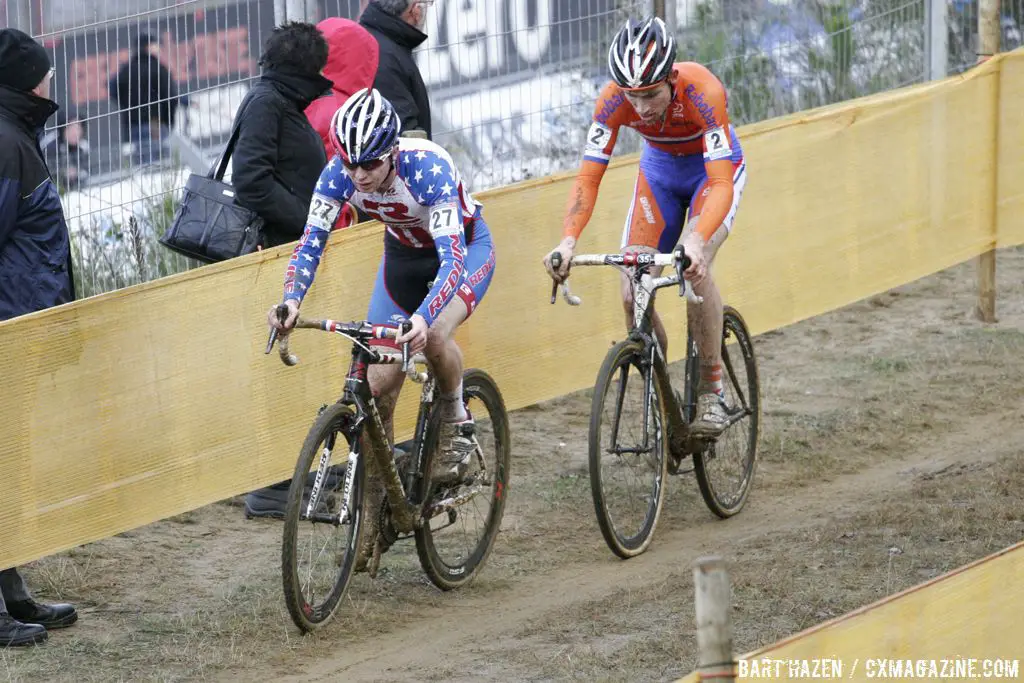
left=268, top=87, right=496, bottom=486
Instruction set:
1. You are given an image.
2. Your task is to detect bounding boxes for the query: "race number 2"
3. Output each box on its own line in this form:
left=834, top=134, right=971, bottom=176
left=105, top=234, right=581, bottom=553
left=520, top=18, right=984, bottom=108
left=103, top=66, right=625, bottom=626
left=307, top=194, right=342, bottom=230
left=586, top=122, right=613, bottom=153
left=703, top=126, right=733, bottom=161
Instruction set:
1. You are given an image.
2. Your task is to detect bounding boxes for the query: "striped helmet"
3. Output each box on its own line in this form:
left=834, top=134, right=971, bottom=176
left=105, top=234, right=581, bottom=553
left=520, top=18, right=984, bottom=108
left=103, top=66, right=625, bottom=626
left=607, top=17, right=676, bottom=90
left=329, top=88, right=402, bottom=164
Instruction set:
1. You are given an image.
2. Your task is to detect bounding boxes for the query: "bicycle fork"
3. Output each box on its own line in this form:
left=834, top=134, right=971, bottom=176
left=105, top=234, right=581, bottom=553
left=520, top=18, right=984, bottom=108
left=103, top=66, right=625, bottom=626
left=608, top=344, right=661, bottom=455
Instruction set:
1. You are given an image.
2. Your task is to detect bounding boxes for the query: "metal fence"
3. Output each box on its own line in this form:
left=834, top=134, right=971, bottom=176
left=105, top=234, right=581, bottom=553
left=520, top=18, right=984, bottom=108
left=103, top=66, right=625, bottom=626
left=7, top=0, right=273, bottom=295
left=6, top=0, right=1020, bottom=299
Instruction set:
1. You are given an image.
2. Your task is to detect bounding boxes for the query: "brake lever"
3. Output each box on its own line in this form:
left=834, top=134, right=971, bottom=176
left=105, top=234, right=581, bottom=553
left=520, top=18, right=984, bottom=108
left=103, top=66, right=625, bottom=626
left=549, top=252, right=562, bottom=304
left=265, top=303, right=290, bottom=354
left=673, top=247, right=704, bottom=305
left=400, top=319, right=412, bottom=373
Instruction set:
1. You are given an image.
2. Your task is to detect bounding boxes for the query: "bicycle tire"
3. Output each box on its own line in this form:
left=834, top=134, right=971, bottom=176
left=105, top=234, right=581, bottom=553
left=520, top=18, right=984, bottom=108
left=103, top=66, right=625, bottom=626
left=281, top=402, right=365, bottom=633
left=589, top=340, right=669, bottom=559
left=693, top=306, right=761, bottom=518
left=415, top=368, right=511, bottom=590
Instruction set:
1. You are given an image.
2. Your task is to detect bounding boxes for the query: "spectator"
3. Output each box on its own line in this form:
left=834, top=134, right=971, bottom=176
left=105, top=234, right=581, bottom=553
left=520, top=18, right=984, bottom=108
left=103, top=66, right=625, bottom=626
left=41, top=105, right=90, bottom=191
left=0, top=27, right=79, bottom=646
left=359, top=0, right=433, bottom=139
left=305, top=17, right=379, bottom=158
left=108, top=33, right=189, bottom=166
left=237, top=22, right=334, bottom=519
left=231, top=21, right=331, bottom=249
left=302, top=17, right=379, bottom=232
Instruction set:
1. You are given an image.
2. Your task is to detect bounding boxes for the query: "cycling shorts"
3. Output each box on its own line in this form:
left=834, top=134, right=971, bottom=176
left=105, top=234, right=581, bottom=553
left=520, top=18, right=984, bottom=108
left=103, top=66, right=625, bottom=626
left=366, top=216, right=496, bottom=326
left=621, top=130, right=747, bottom=253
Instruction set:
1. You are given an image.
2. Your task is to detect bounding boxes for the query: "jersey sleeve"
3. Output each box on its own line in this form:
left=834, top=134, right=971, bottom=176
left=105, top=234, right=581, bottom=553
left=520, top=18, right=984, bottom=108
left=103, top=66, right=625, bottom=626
left=688, top=74, right=737, bottom=242
left=283, top=157, right=355, bottom=303
left=562, top=82, right=627, bottom=240
left=413, top=155, right=468, bottom=325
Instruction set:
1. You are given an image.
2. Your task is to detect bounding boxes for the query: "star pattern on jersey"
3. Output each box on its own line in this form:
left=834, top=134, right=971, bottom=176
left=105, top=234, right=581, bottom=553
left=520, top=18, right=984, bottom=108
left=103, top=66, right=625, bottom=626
left=399, top=146, right=462, bottom=207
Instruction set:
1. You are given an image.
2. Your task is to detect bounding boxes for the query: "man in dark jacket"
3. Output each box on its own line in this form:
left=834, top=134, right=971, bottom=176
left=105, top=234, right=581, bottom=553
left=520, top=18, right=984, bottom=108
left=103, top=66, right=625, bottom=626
left=108, top=33, right=188, bottom=166
left=231, top=21, right=332, bottom=248
left=359, top=0, right=433, bottom=139
left=0, top=27, right=80, bottom=647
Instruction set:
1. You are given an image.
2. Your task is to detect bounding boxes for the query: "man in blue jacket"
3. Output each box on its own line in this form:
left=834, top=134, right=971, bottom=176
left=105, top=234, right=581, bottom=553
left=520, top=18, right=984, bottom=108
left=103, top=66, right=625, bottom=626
left=0, top=27, right=79, bottom=646
left=0, top=28, right=75, bottom=319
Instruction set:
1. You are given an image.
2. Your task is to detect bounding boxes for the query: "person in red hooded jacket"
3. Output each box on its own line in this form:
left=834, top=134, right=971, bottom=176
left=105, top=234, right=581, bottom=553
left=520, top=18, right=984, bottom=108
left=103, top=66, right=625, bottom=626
left=304, top=17, right=380, bottom=230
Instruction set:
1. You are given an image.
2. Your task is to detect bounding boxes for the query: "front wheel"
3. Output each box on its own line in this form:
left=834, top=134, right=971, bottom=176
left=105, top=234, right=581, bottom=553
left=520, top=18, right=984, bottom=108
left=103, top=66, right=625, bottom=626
left=281, top=402, right=365, bottom=633
left=589, top=340, right=669, bottom=559
left=415, top=369, right=511, bottom=590
left=693, top=306, right=761, bottom=518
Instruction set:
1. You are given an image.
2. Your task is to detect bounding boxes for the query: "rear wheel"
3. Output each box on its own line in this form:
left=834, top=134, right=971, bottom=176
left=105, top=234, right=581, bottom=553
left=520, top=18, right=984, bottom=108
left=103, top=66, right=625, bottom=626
left=415, top=369, right=511, bottom=590
left=281, top=402, right=365, bottom=633
left=693, top=306, right=761, bottom=518
left=588, top=340, right=669, bottom=559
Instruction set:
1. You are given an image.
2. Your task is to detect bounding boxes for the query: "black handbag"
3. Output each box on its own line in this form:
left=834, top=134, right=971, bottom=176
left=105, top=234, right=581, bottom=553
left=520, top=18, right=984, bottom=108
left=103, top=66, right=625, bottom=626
left=159, top=99, right=265, bottom=263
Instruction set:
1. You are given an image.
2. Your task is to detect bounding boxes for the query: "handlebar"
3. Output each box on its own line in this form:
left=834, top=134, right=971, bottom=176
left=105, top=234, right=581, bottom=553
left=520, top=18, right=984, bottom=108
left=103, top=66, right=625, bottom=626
left=549, top=246, right=703, bottom=306
left=264, top=305, right=427, bottom=382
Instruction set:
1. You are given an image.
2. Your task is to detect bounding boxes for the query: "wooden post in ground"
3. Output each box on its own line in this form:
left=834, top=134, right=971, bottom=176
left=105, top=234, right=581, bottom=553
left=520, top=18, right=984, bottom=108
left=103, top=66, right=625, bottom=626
left=976, top=0, right=1000, bottom=322
left=653, top=0, right=666, bottom=19
left=694, top=556, right=736, bottom=682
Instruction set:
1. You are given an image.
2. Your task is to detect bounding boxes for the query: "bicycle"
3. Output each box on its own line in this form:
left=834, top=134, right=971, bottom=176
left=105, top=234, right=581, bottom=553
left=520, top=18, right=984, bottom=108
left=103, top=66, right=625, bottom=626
left=549, top=247, right=760, bottom=559
left=264, top=305, right=511, bottom=633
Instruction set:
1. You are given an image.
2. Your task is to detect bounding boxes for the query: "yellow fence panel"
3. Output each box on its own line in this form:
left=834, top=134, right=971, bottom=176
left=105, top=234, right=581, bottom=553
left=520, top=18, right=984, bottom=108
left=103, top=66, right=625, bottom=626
left=675, top=542, right=1024, bottom=682
left=998, top=49, right=1024, bottom=248
left=0, top=55, right=1019, bottom=570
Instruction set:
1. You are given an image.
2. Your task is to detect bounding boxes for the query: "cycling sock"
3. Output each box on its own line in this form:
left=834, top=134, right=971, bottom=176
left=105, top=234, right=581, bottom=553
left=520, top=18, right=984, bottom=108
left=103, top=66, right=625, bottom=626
left=702, top=362, right=724, bottom=398
left=441, top=380, right=467, bottom=422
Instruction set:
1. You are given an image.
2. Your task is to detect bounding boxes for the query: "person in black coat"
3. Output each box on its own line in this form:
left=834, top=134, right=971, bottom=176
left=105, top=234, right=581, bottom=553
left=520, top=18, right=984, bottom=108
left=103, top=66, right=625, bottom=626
left=108, top=33, right=188, bottom=165
left=0, top=28, right=79, bottom=647
left=230, top=21, right=331, bottom=248
left=359, top=0, right=433, bottom=139
left=238, top=22, right=334, bottom=518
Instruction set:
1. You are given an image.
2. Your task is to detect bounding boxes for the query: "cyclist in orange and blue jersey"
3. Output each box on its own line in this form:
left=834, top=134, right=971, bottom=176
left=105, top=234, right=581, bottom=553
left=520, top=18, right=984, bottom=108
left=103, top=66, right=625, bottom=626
left=543, top=16, right=747, bottom=437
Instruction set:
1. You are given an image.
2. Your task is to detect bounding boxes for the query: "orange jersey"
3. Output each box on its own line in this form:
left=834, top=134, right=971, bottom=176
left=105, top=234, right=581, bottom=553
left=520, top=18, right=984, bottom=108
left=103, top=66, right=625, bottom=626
left=564, top=62, right=739, bottom=242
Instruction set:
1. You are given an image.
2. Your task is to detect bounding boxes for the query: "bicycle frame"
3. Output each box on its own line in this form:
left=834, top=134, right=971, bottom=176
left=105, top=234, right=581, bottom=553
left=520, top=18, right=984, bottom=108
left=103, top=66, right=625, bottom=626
left=551, top=249, right=704, bottom=452
left=270, top=317, right=434, bottom=535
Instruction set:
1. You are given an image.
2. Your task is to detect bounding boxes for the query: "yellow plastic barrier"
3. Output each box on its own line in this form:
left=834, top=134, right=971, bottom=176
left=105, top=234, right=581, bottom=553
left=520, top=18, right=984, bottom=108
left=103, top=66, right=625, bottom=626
left=676, top=542, right=1024, bottom=682
left=997, top=50, right=1024, bottom=248
left=0, top=54, right=1020, bottom=570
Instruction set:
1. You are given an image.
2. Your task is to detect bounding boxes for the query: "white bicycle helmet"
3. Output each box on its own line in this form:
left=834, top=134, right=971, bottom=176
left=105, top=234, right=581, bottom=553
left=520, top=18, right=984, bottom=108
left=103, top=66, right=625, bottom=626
left=329, top=87, right=402, bottom=164
left=607, top=17, right=677, bottom=90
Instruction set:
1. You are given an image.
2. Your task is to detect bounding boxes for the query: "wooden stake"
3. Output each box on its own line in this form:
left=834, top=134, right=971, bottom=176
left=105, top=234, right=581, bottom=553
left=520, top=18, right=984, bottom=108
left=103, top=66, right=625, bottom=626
left=976, top=0, right=1000, bottom=323
left=694, top=556, right=735, bottom=682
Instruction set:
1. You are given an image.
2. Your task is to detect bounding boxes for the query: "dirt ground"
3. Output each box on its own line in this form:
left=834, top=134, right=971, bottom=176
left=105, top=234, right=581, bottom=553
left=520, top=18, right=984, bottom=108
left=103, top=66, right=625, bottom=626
left=4, top=248, right=1024, bottom=683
